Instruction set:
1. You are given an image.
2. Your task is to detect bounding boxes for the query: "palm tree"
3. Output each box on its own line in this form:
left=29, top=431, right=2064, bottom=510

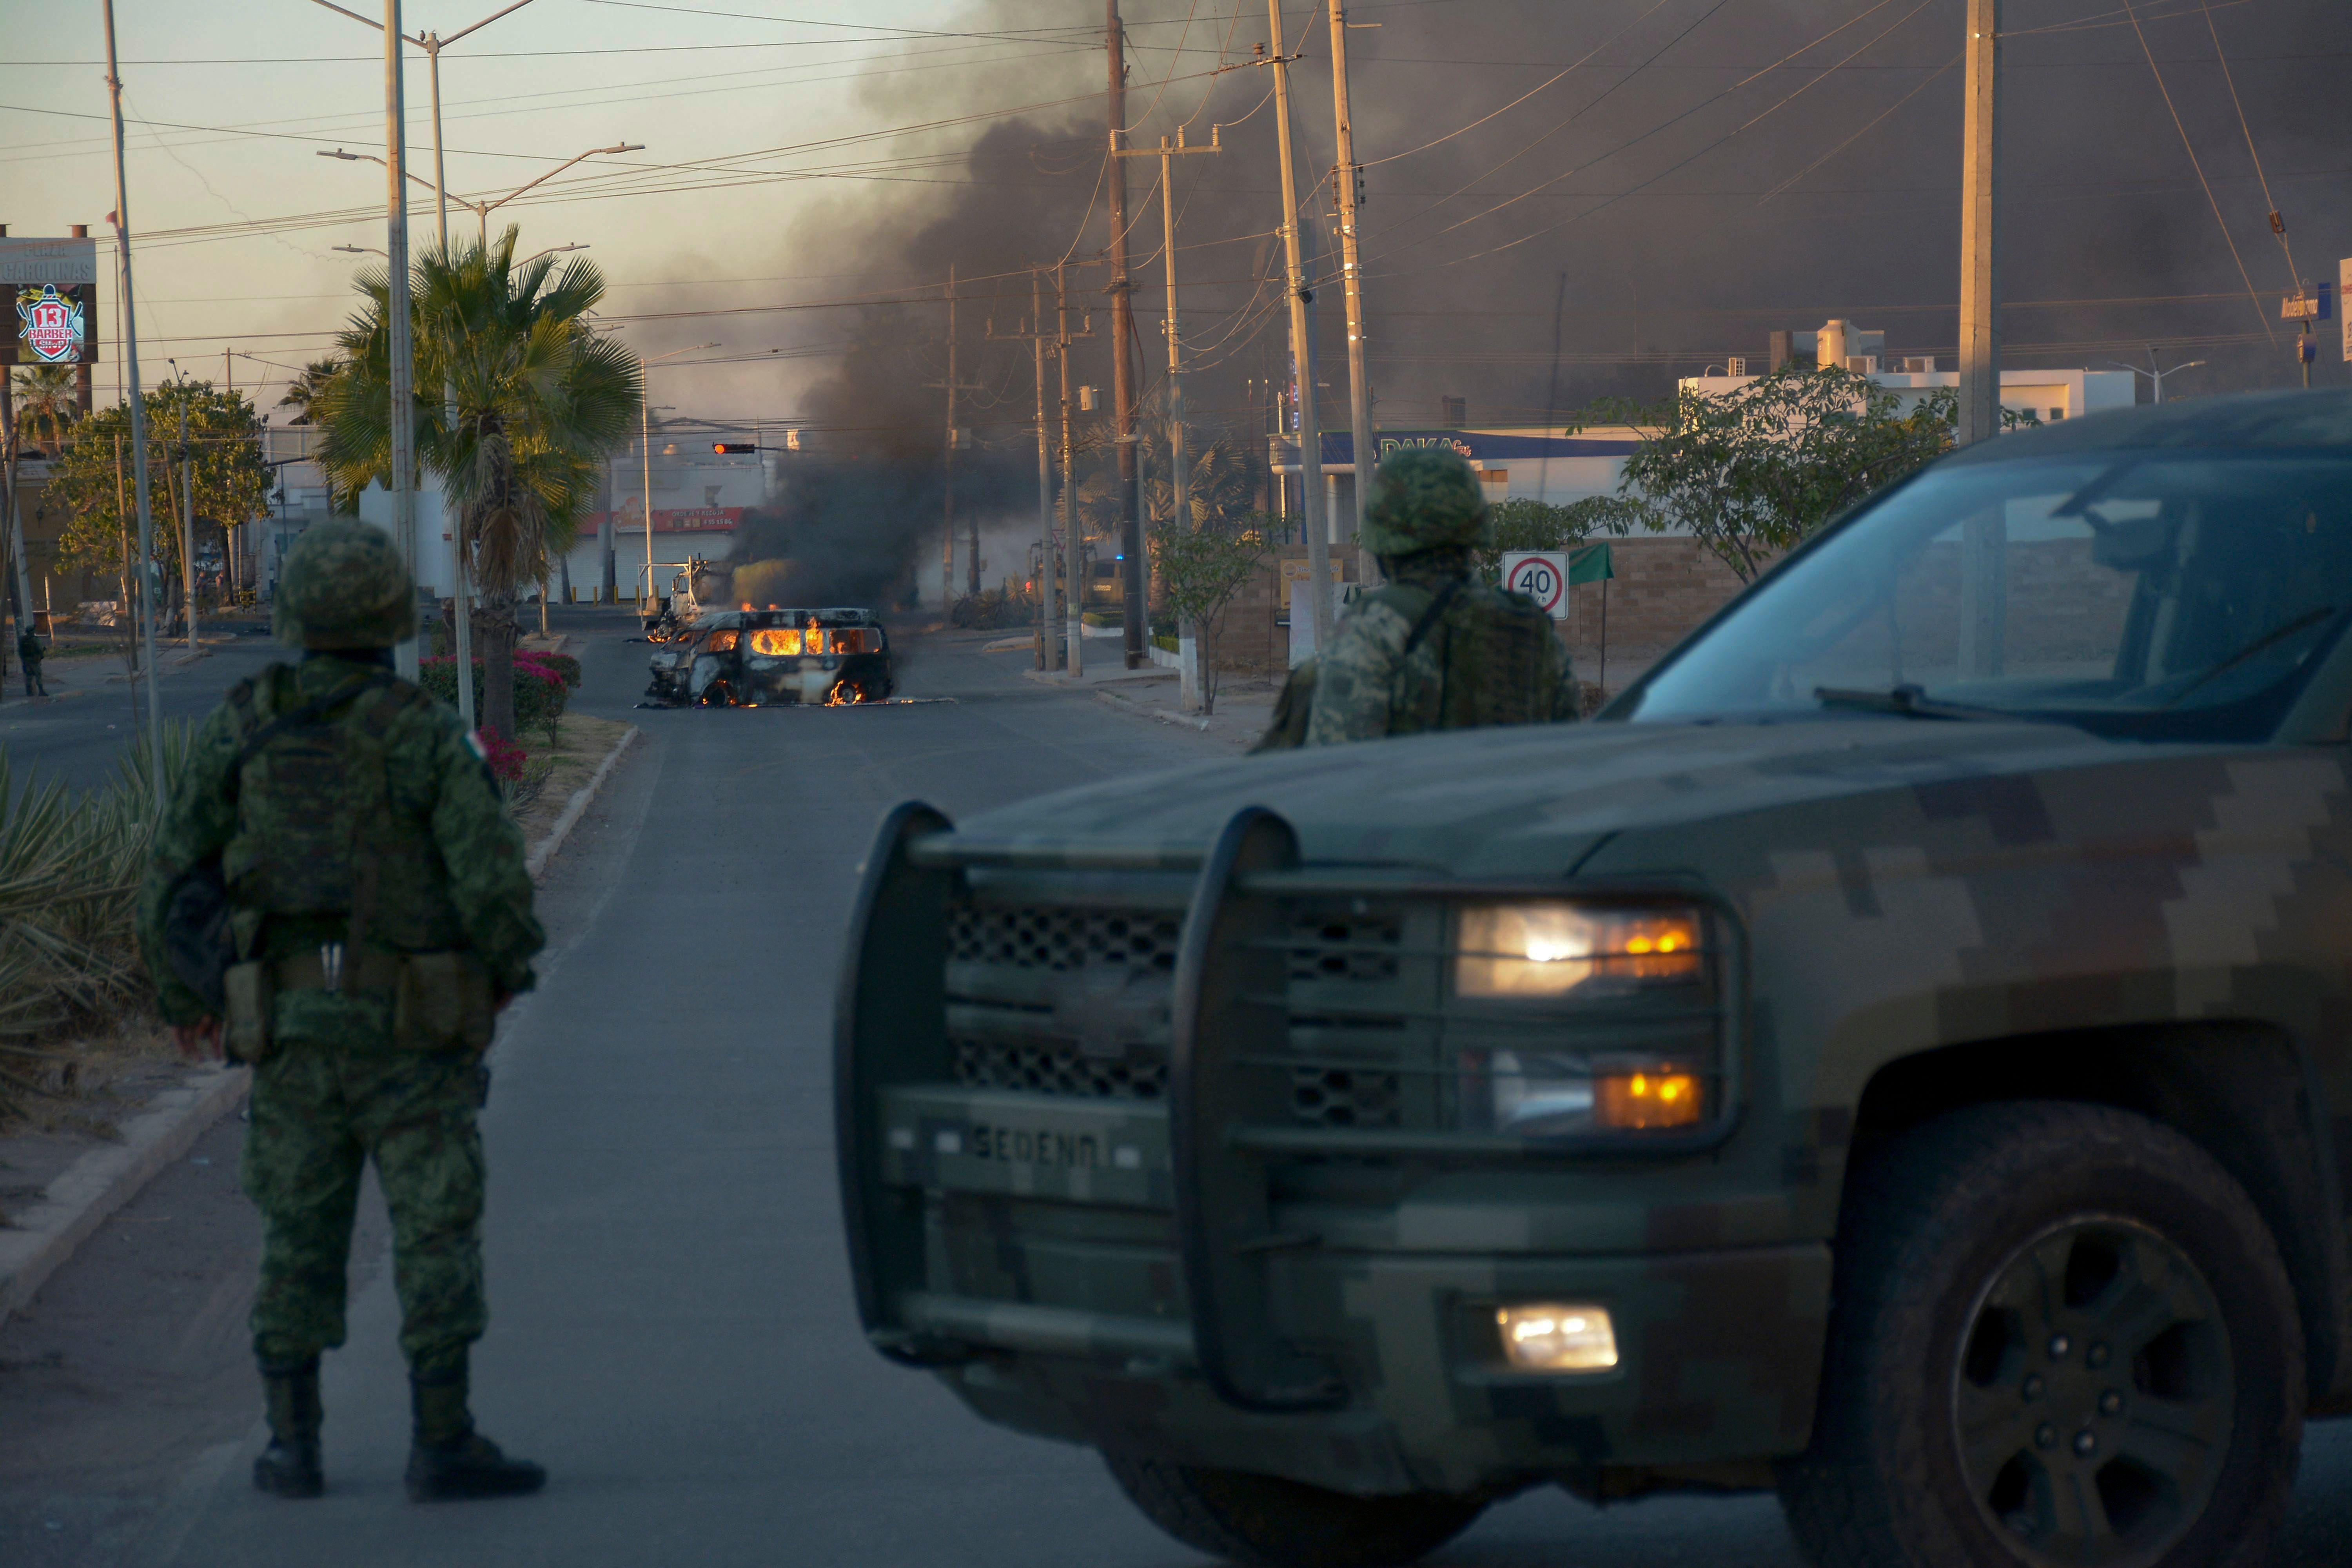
left=275, top=359, right=343, bottom=426
left=316, top=228, right=640, bottom=739
left=11, top=364, right=80, bottom=458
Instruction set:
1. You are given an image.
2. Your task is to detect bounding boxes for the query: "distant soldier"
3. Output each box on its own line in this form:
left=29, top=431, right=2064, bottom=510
left=1301, top=447, right=1578, bottom=746
left=17, top=623, right=44, bottom=698
left=137, top=521, right=548, bottom=1503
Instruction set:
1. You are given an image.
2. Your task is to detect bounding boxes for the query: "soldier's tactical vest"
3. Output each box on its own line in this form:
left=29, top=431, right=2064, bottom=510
left=1254, top=578, right=1557, bottom=751
left=221, top=665, right=465, bottom=953
left=1371, top=578, right=1557, bottom=737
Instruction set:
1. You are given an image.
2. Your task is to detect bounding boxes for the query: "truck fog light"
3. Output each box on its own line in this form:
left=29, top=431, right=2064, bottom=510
left=1495, top=1304, right=1617, bottom=1372
left=1595, top=1071, right=1702, bottom=1130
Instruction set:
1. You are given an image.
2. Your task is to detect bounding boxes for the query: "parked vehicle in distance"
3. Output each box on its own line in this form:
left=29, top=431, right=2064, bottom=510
left=836, top=389, right=2352, bottom=1568
left=644, top=607, right=893, bottom=707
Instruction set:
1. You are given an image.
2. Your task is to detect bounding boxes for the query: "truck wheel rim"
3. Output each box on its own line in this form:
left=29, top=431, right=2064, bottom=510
left=1947, top=1215, right=2234, bottom=1568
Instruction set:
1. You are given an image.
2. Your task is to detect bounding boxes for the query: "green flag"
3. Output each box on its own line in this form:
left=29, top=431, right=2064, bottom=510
left=1568, top=543, right=1615, bottom=584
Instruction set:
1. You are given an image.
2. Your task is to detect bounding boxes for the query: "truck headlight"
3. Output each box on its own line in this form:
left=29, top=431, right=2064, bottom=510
left=1455, top=902, right=1700, bottom=998
left=1452, top=901, right=1717, bottom=1138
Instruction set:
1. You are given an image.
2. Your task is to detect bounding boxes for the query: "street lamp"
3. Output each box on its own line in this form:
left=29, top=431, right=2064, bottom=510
left=332, top=242, right=388, bottom=257
left=519, top=243, right=589, bottom=265
left=2108, top=349, right=2206, bottom=405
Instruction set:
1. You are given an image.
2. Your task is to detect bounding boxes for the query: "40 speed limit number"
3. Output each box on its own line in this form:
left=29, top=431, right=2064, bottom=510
left=1499, top=551, right=1571, bottom=620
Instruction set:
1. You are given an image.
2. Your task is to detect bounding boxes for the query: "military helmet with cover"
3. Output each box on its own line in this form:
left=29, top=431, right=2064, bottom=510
left=1359, top=446, right=1491, bottom=557
left=273, top=520, right=416, bottom=648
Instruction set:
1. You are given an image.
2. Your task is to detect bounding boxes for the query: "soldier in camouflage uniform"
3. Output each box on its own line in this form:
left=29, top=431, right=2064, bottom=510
left=1303, top=447, right=1579, bottom=746
left=137, top=520, right=548, bottom=1503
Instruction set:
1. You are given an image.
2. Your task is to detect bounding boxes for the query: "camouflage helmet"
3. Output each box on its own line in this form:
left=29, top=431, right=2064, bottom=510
left=1359, top=446, right=1490, bottom=557
left=273, top=520, right=415, bottom=648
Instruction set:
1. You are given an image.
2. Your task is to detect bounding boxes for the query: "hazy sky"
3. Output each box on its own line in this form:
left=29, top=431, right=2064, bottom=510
left=2, top=0, right=1134, bottom=419
left=7, top=0, right=2346, bottom=432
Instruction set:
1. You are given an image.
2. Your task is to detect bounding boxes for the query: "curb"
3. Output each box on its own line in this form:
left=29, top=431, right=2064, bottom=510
left=525, top=722, right=638, bottom=882
left=1093, top=687, right=1211, bottom=732
left=0, top=1065, right=250, bottom=1322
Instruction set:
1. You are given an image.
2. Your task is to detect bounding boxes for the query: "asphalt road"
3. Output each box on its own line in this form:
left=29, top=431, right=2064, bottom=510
left=6, top=606, right=2352, bottom=1567
left=1, top=629, right=285, bottom=795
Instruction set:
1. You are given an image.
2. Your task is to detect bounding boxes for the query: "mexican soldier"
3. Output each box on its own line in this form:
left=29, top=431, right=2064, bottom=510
left=1302, top=446, right=1579, bottom=746
left=16, top=624, right=43, bottom=698
left=137, top=520, right=548, bottom=1503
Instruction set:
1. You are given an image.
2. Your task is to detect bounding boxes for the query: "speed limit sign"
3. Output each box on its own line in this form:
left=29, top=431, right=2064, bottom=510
left=1500, top=551, right=1570, bottom=620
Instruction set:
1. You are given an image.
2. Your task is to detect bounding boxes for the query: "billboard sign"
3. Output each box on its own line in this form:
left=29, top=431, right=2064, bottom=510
left=1, top=237, right=99, bottom=366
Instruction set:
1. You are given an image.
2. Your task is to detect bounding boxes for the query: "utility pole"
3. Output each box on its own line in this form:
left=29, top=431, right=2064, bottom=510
left=1115, top=127, right=1222, bottom=707
left=1955, top=0, right=2001, bottom=448
left=424, top=26, right=471, bottom=727
left=1262, top=2, right=1332, bottom=652
left=101, top=0, right=164, bottom=803
left=927, top=267, right=985, bottom=603
left=1106, top=0, right=1144, bottom=668
left=383, top=0, right=420, bottom=682
left=1327, top=2, right=1378, bottom=586
left=987, top=272, right=1064, bottom=668
left=1055, top=262, right=1094, bottom=679
left=177, top=384, right=197, bottom=651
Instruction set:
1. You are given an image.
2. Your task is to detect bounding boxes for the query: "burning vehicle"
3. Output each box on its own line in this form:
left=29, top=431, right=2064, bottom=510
left=644, top=607, right=894, bottom=707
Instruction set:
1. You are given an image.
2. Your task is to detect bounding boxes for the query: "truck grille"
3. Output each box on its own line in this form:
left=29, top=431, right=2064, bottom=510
left=950, top=903, right=1181, bottom=974
left=944, top=894, right=1414, bottom=1127
left=953, top=1036, right=1169, bottom=1100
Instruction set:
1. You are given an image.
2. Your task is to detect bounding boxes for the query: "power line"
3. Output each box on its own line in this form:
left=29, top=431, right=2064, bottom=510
left=2199, top=0, right=2298, bottom=290
left=2120, top=0, right=2274, bottom=341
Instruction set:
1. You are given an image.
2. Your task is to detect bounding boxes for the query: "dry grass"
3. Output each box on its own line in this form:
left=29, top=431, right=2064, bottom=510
left=509, top=715, right=632, bottom=848
left=0, top=728, right=181, bottom=1123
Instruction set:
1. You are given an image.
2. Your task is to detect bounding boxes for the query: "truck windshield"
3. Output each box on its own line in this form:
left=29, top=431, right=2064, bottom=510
left=1621, top=452, right=2352, bottom=741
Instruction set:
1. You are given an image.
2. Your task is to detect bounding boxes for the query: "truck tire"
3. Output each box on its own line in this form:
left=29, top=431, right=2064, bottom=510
left=1777, top=1101, right=2303, bottom=1568
left=1101, top=1452, right=1484, bottom=1568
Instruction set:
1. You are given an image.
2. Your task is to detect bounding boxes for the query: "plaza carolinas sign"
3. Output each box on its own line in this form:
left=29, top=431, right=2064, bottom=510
left=0, top=237, right=99, bottom=367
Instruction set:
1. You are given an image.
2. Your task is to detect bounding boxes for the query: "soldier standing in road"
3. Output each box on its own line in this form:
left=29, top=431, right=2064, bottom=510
left=16, top=623, right=43, bottom=698
left=137, top=520, right=548, bottom=1503
left=1301, top=447, right=1579, bottom=746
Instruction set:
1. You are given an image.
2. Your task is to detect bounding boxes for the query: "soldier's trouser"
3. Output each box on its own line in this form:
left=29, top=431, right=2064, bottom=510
left=22, top=666, right=41, bottom=697
left=242, top=1044, right=487, bottom=1377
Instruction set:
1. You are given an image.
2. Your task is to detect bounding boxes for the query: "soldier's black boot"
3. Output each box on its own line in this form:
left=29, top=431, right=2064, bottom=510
left=404, top=1359, right=546, bottom=1503
left=252, top=1358, right=325, bottom=1498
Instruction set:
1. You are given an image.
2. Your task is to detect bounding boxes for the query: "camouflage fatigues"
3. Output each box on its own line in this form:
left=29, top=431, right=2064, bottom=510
left=138, top=652, right=542, bottom=1374
left=17, top=630, right=43, bottom=698
left=1302, top=562, right=1579, bottom=746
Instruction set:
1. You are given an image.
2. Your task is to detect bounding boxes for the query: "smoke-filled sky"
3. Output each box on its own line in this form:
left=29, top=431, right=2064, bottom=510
left=7, top=0, right=2348, bottom=448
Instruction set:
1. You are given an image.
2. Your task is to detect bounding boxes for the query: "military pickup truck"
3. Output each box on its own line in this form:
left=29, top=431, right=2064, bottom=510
left=836, top=389, right=2352, bottom=1568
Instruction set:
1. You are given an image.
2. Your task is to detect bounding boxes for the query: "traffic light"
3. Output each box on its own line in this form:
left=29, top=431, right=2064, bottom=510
left=713, top=442, right=757, bottom=454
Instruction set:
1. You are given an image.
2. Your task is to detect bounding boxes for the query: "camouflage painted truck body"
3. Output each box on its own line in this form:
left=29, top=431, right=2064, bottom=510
left=836, top=390, right=2352, bottom=1527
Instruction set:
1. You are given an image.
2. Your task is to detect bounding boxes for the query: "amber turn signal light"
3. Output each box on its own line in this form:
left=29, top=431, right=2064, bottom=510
left=1595, top=1072, right=1702, bottom=1130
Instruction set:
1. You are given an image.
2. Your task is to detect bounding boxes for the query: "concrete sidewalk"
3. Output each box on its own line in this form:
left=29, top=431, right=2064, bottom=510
left=1005, top=644, right=1282, bottom=753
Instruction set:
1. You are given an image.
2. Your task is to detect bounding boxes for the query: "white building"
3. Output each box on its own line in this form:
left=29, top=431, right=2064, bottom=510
left=1681, top=319, right=2137, bottom=425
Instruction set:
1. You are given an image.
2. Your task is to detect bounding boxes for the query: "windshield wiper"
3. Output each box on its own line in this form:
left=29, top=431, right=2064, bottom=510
left=2157, top=606, right=2342, bottom=709
left=1814, top=684, right=2009, bottom=721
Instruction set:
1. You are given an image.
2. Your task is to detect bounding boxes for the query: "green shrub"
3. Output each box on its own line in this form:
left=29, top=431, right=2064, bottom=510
left=419, top=657, right=570, bottom=742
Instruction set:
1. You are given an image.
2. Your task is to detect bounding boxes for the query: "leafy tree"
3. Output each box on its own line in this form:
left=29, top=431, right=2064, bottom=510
left=11, top=364, right=80, bottom=458
left=276, top=358, right=343, bottom=426
left=316, top=227, right=640, bottom=740
left=1147, top=510, right=1272, bottom=715
left=1615, top=367, right=1962, bottom=581
left=47, top=382, right=270, bottom=613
